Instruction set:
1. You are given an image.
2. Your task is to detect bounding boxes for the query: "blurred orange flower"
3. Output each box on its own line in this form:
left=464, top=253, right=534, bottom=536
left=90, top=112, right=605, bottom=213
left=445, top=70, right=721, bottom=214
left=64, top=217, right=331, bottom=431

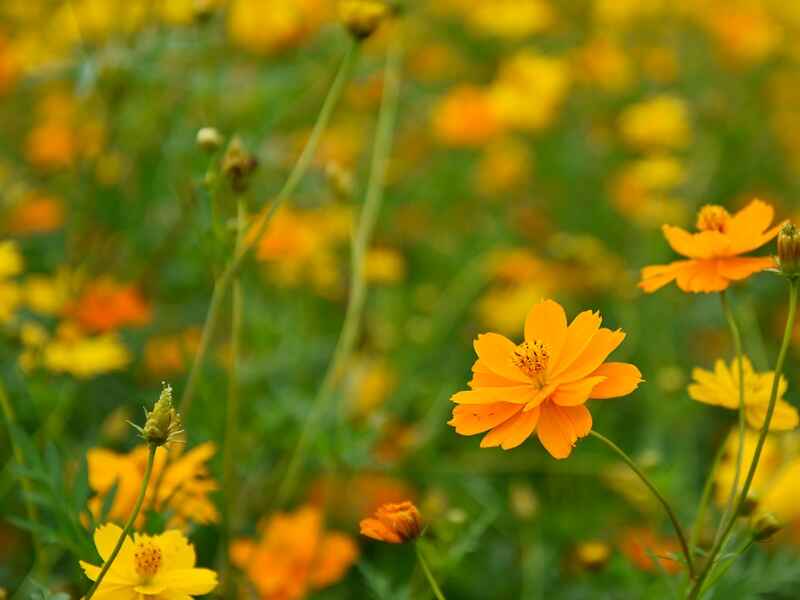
left=360, top=500, right=422, bottom=544
left=5, top=194, right=64, bottom=235
left=433, top=85, right=502, bottom=147
left=639, top=200, right=782, bottom=293
left=449, top=299, right=642, bottom=458
left=619, top=528, right=682, bottom=574
left=87, top=443, right=219, bottom=528
left=69, top=278, right=151, bottom=332
left=231, top=505, right=357, bottom=600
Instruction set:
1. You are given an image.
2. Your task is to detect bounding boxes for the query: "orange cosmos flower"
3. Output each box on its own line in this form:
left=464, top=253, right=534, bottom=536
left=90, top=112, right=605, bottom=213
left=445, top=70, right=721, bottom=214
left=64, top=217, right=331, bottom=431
left=639, top=199, right=782, bottom=293
left=360, top=501, right=423, bottom=544
left=448, top=299, right=642, bottom=459
left=69, top=277, right=151, bottom=332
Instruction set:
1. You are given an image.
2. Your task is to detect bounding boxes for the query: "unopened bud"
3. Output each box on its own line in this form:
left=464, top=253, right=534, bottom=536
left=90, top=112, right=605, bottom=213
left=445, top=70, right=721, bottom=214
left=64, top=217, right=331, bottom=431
left=222, top=136, right=258, bottom=193
left=338, top=0, right=391, bottom=39
left=134, top=383, right=183, bottom=447
left=196, top=127, right=223, bottom=152
left=753, top=512, right=782, bottom=542
left=777, top=222, right=800, bottom=278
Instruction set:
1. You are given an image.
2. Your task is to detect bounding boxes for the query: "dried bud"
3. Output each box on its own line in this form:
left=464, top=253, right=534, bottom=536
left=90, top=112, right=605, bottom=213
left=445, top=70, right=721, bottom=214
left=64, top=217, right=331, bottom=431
left=338, top=0, right=390, bottom=39
left=196, top=127, right=223, bottom=152
left=752, top=513, right=782, bottom=542
left=222, top=136, right=258, bottom=193
left=777, top=222, right=800, bottom=278
left=360, top=500, right=422, bottom=543
left=134, top=383, right=183, bottom=447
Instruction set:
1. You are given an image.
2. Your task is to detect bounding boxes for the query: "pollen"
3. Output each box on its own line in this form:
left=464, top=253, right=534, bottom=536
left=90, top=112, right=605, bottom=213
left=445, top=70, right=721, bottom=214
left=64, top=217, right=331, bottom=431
left=511, top=340, right=549, bottom=378
left=696, top=204, right=731, bottom=232
left=134, top=539, right=162, bottom=579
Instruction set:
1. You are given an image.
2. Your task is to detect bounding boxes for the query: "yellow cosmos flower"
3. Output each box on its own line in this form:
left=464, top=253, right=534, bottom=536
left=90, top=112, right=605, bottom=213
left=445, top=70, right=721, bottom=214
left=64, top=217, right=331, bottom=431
left=80, top=524, right=217, bottom=599
left=688, top=356, right=798, bottom=431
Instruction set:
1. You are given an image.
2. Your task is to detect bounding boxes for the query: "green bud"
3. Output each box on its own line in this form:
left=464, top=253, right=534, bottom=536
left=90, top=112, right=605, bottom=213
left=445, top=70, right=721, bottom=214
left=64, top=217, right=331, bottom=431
left=777, top=222, right=800, bottom=278
left=752, top=512, right=782, bottom=542
left=135, top=383, right=183, bottom=447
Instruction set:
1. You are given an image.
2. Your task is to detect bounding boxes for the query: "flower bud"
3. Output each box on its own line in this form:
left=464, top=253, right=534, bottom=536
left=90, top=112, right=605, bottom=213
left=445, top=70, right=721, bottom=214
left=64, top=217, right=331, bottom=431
left=752, top=512, right=782, bottom=542
left=360, top=500, right=423, bottom=543
left=777, top=222, right=800, bottom=278
left=338, top=0, right=391, bottom=39
left=222, top=136, right=258, bottom=194
left=196, top=127, right=223, bottom=152
left=135, top=383, right=183, bottom=447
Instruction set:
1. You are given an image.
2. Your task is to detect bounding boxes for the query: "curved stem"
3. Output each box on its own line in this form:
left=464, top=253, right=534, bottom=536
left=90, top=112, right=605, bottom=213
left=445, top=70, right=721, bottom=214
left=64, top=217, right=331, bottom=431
left=178, top=39, right=359, bottom=418
left=273, top=33, right=403, bottom=508
left=589, top=430, right=695, bottom=579
left=85, top=444, right=156, bottom=600
left=713, top=291, right=746, bottom=547
left=416, top=543, right=447, bottom=600
left=688, top=279, right=798, bottom=599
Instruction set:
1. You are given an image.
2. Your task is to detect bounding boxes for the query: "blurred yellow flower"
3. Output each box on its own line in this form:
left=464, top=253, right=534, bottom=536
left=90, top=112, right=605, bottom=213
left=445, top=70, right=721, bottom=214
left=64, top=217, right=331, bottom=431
left=611, top=154, right=689, bottom=227
left=619, top=95, right=691, bottom=150
left=228, top=0, right=330, bottom=55
left=88, top=443, right=219, bottom=528
left=42, top=325, right=130, bottom=378
left=474, top=137, right=532, bottom=196
left=689, top=356, right=798, bottom=431
left=0, top=240, right=23, bottom=279
left=574, top=37, right=633, bottom=93
left=714, top=428, right=784, bottom=507
left=433, top=85, right=502, bottom=147
left=465, top=0, right=553, bottom=38
left=0, top=240, right=23, bottom=323
left=365, top=247, right=406, bottom=284
left=80, top=524, right=217, bottom=598
left=22, top=270, right=71, bottom=316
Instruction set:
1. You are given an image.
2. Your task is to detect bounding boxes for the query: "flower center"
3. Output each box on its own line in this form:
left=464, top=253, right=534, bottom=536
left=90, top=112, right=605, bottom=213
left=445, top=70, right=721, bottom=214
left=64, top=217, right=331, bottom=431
left=696, top=205, right=731, bottom=232
left=134, top=540, right=162, bottom=579
left=511, top=340, right=549, bottom=379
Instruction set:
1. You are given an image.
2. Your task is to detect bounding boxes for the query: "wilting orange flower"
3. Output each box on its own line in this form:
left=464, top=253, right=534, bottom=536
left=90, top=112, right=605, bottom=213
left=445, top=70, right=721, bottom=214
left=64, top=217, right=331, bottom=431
left=69, top=277, right=151, bottom=332
left=87, top=443, right=219, bottom=528
left=231, top=505, right=357, bottom=600
left=639, top=200, right=783, bottom=293
left=449, top=299, right=642, bottom=459
left=360, top=500, right=422, bottom=544
left=619, top=527, right=682, bottom=574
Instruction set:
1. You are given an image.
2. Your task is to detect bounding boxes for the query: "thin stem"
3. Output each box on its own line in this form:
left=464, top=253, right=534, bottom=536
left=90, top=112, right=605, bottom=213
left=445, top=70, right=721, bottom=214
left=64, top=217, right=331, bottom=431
left=0, top=384, right=44, bottom=567
left=700, top=538, right=754, bottom=595
left=589, top=430, right=695, bottom=579
left=416, top=543, right=447, bottom=600
left=713, top=291, right=746, bottom=549
left=688, top=279, right=799, bottom=599
left=85, top=444, right=156, bottom=600
left=690, top=437, right=726, bottom=558
left=220, top=195, right=246, bottom=590
left=178, top=39, right=359, bottom=418
left=273, top=33, right=403, bottom=508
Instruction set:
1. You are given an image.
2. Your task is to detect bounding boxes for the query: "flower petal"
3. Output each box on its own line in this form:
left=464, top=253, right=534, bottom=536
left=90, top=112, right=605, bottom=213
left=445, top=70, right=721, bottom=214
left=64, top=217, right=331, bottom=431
left=473, top=333, right=530, bottom=383
left=551, top=376, right=607, bottom=406
left=639, top=260, right=692, bottom=293
left=555, top=328, right=626, bottom=383
left=675, top=260, right=729, bottom=293
left=537, top=402, right=592, bottom=459
left=448, top=402, right=522, bottom=435
left=716, top=256, right=775, bottom=281
left=451, top=385, right=539, bottom=405
left=153, top=568, right=218, bottom=595
left=663, top=226, right=730, bottom=259
left=551, top=310, right=601, bottom=378
left=746, top=400, right=799, bottom=431
left=524, top=299, right=567, bottom=365
left=588, top=362, right=643, bottom=399
left=479, top=405, right=541, bottom=450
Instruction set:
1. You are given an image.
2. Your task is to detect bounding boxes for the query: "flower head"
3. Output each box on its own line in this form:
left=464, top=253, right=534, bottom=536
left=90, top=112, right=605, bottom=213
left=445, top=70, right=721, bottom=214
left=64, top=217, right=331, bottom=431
left=639, top=199, right=783, bottom=293
left=133, top=384, right=183, bottom=447
left=80, top=524, right=217, bottom=598
left=448, top=299, right=642, bottom=459
left=777, top=222, right=800, bottom=278
left=360, top=500, right=422, bottom=543
left=688, top=356, right=798, bottom=431
left=338, top=0, right=391, bottom=39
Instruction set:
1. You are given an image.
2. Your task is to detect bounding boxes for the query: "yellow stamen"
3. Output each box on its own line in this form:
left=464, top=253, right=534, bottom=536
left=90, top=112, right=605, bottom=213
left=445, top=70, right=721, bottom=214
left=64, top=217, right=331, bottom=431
left=134, top=539, right=162, bottom=579
left=696, top=205, right=731, bottom=232
left=512, top=340, right=549, bottom=379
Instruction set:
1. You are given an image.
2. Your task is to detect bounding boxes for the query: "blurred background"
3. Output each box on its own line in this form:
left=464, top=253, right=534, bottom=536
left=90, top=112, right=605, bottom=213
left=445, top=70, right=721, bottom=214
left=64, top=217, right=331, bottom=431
left=2, top=0, right=800, bottom=598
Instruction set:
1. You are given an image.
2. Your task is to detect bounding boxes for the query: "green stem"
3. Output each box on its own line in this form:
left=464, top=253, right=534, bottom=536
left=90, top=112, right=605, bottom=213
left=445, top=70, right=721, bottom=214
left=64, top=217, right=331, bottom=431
left=416, top=543, right=447, bottom=600
left=690, top=437, right=726, bottom=558
left=688, top=279, right=799, bottom=599
left=220, top=195, right=246, bottom=590
left=713, top=291, right=746, bottom=547
left=85, top=444, right=156, bottom=600
left=178, top=39, right=359, bottom=418
left=0, top=384, right=44, bottom=568
left=273, top=33, right=403, bottom=508
left=700, top=538, right=754, bottom=595
left=589, top=431, right=695, bottom=579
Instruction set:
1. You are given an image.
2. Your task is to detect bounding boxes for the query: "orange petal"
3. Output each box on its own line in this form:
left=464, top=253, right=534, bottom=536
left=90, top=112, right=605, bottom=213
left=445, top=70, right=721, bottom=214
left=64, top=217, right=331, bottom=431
left=676, top=260, right=729, bottom=293
left=551, top=376, right=607, bottom=406
left=524, top=299, right=567, bottom=365
left=479, top=405, right=541, bottom=450
left=727, top=199, right=774, bottom=240
left=663, top=226, right=730, bottom=259
left=448, top=402, right=522, bottom=435
left=551, top=310, right=601, bottom=377
left=555, top=328, right=626, bottom=383
left=716, top=256, right=775, bottom=281
left=588, top=362, right=643, bottom=399
left=639, top=261, right=692, bottom=293
left=451, top=385, right=539, bottom=405
left=473, top=333, right=530, bottom=383
left=469, top=364, right=524, bottom=388
left=360, top=517, right=402, bottom=543
left=537, top=402, right=592, bottom=459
